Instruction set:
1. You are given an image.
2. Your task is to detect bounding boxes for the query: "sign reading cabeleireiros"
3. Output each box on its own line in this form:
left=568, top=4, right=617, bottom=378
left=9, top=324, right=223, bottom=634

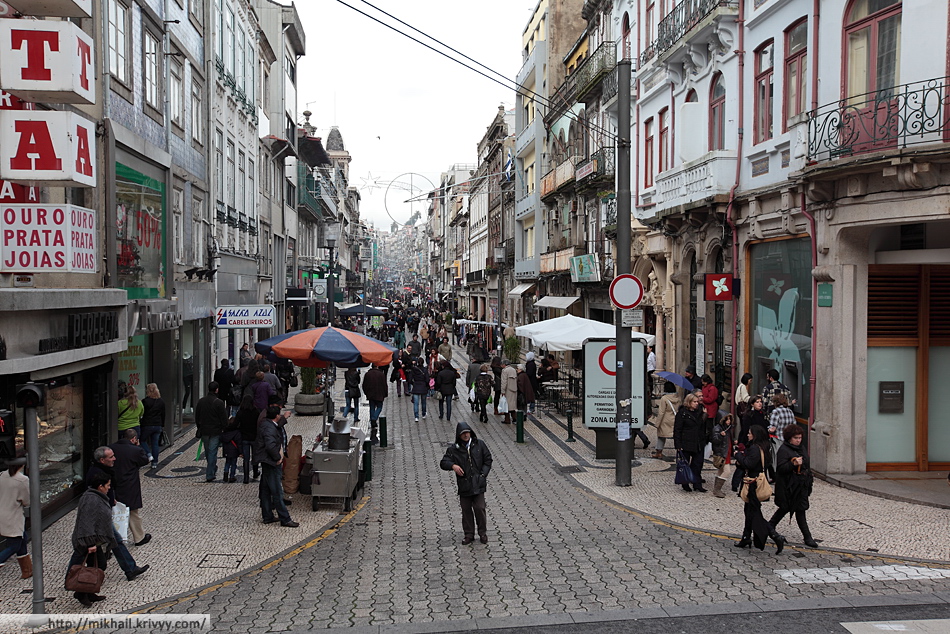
left=215, top=305, right=276, bottom=329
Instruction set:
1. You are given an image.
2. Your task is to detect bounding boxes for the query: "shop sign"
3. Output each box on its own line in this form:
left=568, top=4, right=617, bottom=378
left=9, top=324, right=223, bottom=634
left=215, top=304, right=276, bottom=329
left=37, top=310, right=119, bottom=354
left=2, top=0, right=91, bottom=18
left=0, top=111, right=96, bottom=186
left=575, top=158, right=596, bottom=181
left=0, top=204, right=97, bottom=272
left=569, top=253, right=601, bottom=283
left=129, top=300, right=182, bottom=334
left=0, top=20, right=95, bottom=104
left=704, top=273, right=734, bottom=301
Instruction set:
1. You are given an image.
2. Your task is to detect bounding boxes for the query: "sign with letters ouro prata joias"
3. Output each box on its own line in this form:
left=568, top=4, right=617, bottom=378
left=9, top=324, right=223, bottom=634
left=215, top=305, right=277, bottom=329
left=0, top=204, right=97, bottom=272
left=583, top=338, right=647, bottom=430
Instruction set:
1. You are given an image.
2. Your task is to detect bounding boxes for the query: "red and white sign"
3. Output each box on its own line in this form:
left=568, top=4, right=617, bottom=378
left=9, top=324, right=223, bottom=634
left=704, top=273, right=734, bottom=301
left=0, top=111, right=96, bottom=187
left=609, top=274, right=644, bottom=310
left=0, top=204, right=97, bottom=273
left=2, top=0, right=91, bottom=18
left=0, top=20, right=95, bottom=104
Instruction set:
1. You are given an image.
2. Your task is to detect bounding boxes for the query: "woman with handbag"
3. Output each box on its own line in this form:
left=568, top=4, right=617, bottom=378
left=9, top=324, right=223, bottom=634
left=734, top=425, right=786, bottom=553
left=769, top=424, right=818, bottom=547
left=672, top=393, right=708, bottom=493
left=66, top=470, right=117, bottom=607
left=652, top=381, right=680, bottom=459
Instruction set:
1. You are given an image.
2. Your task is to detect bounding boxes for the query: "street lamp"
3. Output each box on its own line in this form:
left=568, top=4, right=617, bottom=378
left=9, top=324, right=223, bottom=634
left=325, top=221, right=341, bottom=325
left=494, top=244, right=506, bottom=353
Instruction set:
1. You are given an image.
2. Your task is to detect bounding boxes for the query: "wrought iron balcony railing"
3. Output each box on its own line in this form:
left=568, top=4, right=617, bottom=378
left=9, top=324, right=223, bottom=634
left=602, top=66, right=619, bottom=103
left=593, top=146, right=615, bottom=179
left=807, top=77, right=950, bottom=162
left=576, top=42, right=616, bottom=100
left=640, top=0, right=737, bottom=66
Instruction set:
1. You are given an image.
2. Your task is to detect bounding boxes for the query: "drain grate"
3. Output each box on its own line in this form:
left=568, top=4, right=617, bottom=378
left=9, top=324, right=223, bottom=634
left=558, top=465, right=586, bottom=474
left=822, top=518, right=873, bottom=531
left=197, top=553, right=247, bottom=569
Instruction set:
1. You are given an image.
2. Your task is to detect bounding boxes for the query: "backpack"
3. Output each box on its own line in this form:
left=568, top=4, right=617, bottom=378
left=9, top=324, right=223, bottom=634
left=229, top=384, right=243, bottom=404
left=475, top=373, right=493, bottom=398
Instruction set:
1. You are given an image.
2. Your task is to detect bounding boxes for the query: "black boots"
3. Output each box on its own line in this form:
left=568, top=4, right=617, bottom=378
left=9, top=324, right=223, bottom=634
left=803, top=533, right=819, bottom=548
left=734, top=536, right=752, bottom=548
left=770, top=530, right=787, bottom=555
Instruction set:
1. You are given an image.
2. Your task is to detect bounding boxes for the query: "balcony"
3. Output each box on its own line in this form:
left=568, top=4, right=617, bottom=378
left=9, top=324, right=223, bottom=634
left=515, top=190, right=539, bottom=219
left=539, top=246, right=583, bottom=274
left=554, top=156, right=580, bottom=192
left=540, top=168, right=556, bottom=198
left=602, top=66, right=619, bottom=105
left=466, top=269, right=485, bottom=285
left=808, top=77, right=950, bottom=163
left=649, top=151, right=736, bottom=215
left=576, top=147, right=615, bottom=186
left=576, top=42, right=616, bottom=102
left=516, top=40, right=546, bottom=87
left=516, top=117, right=543, bottom=157
left=514, top=256, right=540, bottom=279
left=640, top=0, right=739, bottom=67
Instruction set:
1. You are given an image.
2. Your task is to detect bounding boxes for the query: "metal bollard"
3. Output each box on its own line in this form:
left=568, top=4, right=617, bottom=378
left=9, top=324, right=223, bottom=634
left=565, top=408, right=576, bottom=442
left=379, top=415, right=388, bottom=448
left=516, top=410, right=524, bottom=444
left=363, top=439, right=373, bottom=482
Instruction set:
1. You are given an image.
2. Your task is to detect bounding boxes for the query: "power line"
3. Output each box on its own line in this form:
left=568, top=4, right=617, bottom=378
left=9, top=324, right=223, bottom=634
left=336, top=0, right=619, bottom=142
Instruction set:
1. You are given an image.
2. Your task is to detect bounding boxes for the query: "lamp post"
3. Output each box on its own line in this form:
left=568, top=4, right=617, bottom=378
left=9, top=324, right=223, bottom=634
left=494, top=245, right=506, bottom=354
left=325, top=222, right=341, bottom=326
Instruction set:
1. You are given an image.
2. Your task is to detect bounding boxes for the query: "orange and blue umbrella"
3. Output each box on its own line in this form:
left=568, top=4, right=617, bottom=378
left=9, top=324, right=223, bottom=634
left=254, top=327, right=397, bottom=368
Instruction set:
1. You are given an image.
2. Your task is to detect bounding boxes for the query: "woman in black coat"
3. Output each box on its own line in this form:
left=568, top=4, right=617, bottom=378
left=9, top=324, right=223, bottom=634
left=672, top=393, right=709, bottom=493
left=769, top=424, right=818, bottom=547
left=409, top=358, right=429, bottom=421
left=735, top=425, right=786, bottom=553
left=140, top=383, right=166, bottom=469
left=235, top=394, right=260, bottom=483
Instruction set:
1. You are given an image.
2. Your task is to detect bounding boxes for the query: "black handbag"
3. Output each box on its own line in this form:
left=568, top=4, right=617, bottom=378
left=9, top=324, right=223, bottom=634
left=289, top=374, right=298, bottom=388
left=674, top=451, right=699, bottom=485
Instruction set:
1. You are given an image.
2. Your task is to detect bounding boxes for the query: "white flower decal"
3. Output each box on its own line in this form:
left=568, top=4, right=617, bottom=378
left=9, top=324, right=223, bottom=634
left=712, top=277, right=729, bottom=296
left=768, top=278, right=785, bottom=296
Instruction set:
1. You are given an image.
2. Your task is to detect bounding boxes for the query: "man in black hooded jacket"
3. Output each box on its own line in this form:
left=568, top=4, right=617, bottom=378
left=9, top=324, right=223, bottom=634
left=440, top=422, right=492, bottom=544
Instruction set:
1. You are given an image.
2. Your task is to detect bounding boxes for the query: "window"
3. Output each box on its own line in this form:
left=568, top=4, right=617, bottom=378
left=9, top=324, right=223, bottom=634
left=644, top=117, right=654, bottom=188
left=658, top=108, right=669, bottom=173
left=646, top=1, right=655, bottom=44
left=686, top=89, right=698, bottom=102
left=191, top=80, right=204, bottom=144
left=214, top=129, right=224, bottom=203
left=215, top=0, right=223, bottom=60
left=622, top=13, right=631, bottom=59
left=226, top=140, right=235, bottom=207
left=173, top=188, right=184, bottom=264
left=784, top=19, right=808, bottom=125
left=225, top=7, right=235, bottom=76
left=285, top=53, right=296, bottom=85
left=845, top=0, right=901, bottom=101
left=237, top=30, right=245, bottom=92
left=143, top=31, right=162, bottom=111
left=108, top=0, right=129, bottom=84
left=709, top=74, right=726, bottom=150
left=237, top=150, right=245, bottom=214
left=170, top=58, right=183, bottom=128
left=248, top=159, right=255, bottom=222
left=192, top=196, right=205, bottom=266
left=524, top=219, right=535, bottom=258
left=189, top=0, right=203, bottom=24
left=754, top=41, right=774, bottom=144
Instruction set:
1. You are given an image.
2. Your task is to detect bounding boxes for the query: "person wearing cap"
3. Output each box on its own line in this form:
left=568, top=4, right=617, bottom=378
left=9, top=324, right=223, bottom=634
left=440, top=422, right=493, bottom=544
left=0, top=455, right=31, bottom=579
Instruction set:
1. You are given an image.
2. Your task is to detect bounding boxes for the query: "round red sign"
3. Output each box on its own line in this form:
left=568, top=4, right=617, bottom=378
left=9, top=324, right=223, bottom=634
left=609, top=274, right=644, bottom=310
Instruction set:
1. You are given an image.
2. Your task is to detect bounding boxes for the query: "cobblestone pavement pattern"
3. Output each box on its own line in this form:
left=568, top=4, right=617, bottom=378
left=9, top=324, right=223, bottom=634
left=2, top=344, right=949, bottom=633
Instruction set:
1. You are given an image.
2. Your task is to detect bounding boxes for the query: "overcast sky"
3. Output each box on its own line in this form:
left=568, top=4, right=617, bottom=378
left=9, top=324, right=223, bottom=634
left=293, top=0, right=538, bottom=232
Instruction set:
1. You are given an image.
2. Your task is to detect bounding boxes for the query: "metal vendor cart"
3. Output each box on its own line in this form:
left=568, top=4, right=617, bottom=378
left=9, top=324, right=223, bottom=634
left=307, top=417, right=365, bottom=512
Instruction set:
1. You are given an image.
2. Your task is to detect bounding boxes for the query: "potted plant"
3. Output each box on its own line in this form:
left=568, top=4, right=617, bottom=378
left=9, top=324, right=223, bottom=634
left=502, top=336, right=521, bottom=364
left=294, top=366, right=326, bottom=415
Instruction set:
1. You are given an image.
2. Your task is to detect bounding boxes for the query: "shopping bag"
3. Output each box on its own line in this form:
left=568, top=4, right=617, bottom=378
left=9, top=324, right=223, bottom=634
left=112, top=501, right=130, bottom=543
left=498, top=395, right=509, bottom=414
left=468, top=387, right=476, bottom=403
left=674, top=451, right=699, bottom=486
left=195, top=439, right=204, bottom=461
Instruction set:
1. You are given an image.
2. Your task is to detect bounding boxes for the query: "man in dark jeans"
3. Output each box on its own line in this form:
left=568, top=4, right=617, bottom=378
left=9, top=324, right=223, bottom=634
left=254, top=405, right=298, bottom=528
left=440, top=422, right=493, bottom=544
left=194, top=382, right=228, bottom=482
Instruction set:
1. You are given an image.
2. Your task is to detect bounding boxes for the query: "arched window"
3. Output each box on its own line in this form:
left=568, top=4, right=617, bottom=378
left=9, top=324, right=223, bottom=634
left=753, top=40, right=774, bottom=144
left=709, top=74, right=726, bottom=150
left=686, top=89, right=698, bottom=102
left=576, top=109, right=586, bottom=157
left=784, top=18, right=808, bottom=126
left=845, top=0, right=901, bottom=100
left=622, top=13, right=631, bottom=59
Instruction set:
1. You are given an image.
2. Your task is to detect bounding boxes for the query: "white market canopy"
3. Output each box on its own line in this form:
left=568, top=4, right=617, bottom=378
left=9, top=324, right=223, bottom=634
left=515, top=314, right=656, bottom=351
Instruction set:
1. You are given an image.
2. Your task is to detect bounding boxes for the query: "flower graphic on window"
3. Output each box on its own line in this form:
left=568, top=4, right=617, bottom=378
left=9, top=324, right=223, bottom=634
left=713, top=277, right=729, bottom=296
left=768, top=278, right=785, bottom=296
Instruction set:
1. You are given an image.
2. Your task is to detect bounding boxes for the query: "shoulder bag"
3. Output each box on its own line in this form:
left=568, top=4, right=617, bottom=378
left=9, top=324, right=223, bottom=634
left=740, top=447, right=772, bottom=502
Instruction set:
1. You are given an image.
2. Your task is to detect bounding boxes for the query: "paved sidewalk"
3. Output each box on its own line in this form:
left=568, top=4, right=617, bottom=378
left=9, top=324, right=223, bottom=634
left=1, top=341, right=948, bottom=633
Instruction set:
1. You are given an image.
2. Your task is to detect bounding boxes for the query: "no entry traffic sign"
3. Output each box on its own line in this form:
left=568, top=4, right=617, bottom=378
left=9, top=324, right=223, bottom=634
left=609, top=274, right=644, bottom=310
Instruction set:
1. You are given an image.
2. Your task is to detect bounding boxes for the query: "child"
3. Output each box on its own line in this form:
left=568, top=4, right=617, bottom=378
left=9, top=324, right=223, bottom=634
left=221, top=416, right=242, bottom=483
left=711, top=414, right=734, bottom=498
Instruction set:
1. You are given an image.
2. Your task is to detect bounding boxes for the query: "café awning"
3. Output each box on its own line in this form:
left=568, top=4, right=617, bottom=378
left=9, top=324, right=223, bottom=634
left=534, top=295, right=580, bottom=310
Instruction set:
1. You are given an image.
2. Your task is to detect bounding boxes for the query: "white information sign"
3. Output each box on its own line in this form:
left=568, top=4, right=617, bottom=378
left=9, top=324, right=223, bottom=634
left=696, top=334, right=705, bottom=375
left=215, top=305, right=276, bottom=329
left=621, top=309, right=643, bottom=328
left=312, top=278, right=327, bottom=303
left=583, top=338, right=647, bottom=430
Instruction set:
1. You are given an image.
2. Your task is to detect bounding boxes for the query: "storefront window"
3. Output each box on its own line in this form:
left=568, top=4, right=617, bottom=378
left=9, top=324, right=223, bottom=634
left=15, top=374, right=86, bottom=504
left=749, top=238, right=812, bottom=418
left=116, top=162, right=167, bottom=298
left=118, top=334, right=150, bottom=392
